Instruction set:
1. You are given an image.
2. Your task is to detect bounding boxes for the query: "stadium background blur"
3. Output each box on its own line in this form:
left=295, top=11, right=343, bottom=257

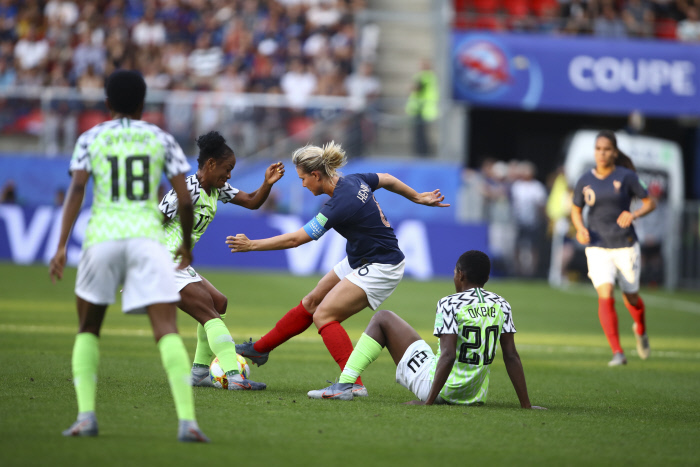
left=0, top=0, right=699, bottom=291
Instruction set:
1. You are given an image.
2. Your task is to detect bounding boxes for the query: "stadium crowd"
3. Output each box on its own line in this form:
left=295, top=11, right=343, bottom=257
left=454, top=0, right=700, bottom=40
left=0, top=0, right=381, bottom=154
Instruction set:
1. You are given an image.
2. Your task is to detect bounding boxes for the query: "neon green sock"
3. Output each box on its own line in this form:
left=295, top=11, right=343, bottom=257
left=338, top=333, right=383, bottom=384
left=193, top=313, right=226, bottom=367
left=158, top=333, right=195, bottom=421
left=71, top=332, right=99, bottom=413
left=204, top=318, right=239, bottom=376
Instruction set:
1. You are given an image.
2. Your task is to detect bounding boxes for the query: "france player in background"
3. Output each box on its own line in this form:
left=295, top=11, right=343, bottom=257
left=571, top=130, right=656, bottom=367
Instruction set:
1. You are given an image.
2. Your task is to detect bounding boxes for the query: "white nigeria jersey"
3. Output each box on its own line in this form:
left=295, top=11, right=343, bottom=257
left=70, top=118, right=190, bottom=249
left=159, top=174, right=239, bottom=258
left=429, top=287, right=516, bottom=405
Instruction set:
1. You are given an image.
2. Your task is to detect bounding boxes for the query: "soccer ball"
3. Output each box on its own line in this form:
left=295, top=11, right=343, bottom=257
left=209, top=354, right=251, bottom=389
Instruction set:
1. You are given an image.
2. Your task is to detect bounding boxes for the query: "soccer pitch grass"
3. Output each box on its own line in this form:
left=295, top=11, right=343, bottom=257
left=1, top=264, right=699, bottom=467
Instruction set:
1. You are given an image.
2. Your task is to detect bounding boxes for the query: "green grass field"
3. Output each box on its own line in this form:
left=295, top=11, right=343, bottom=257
left=1, top=263, right=699, bottom=466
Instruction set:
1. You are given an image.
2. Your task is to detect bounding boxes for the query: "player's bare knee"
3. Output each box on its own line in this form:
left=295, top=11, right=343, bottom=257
left=302, top=293, right=322, bottom=313
left=214, top=295, right=228, bottom=316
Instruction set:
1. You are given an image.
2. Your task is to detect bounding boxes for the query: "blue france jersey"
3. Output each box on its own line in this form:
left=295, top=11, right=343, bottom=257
left=303, top=173, right=405, bottom=268
left=573, top=166, right=649, bottom=248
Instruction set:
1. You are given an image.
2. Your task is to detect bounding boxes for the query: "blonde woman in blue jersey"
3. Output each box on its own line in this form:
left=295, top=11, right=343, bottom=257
left=159, top=131, right=283, bottom=390
left=227, top=141, right=449, bottom=397
left=49, top=70, right=209, bottom=441
left=308, top=250, right=545, bottom=408
left=571, top=131, right=656, bottom=367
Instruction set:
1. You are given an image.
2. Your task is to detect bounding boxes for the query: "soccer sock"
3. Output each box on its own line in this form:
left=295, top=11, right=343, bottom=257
left=158, top=333, right=196, bottom=421
left=626, top=297, right=646, bottom=336
left=318, top=321, right=363, bottom=386
left=598, top=298, right=623, bottom=354
left=193, top=313, right=227, bottom=368
left=71, top=332, right=99, bottom=414
left=203, top=318, right=239, bottom=376
left=254, top=301, right=314, bottom=353
left=338, top=333, right=383, bottom=384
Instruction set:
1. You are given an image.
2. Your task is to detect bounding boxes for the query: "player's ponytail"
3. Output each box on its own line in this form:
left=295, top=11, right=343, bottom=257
left=292, top=141, right=347, bottom=179
left=596, top=130, right=636, bottom=172
left=196, top=131, right=234, bottom=168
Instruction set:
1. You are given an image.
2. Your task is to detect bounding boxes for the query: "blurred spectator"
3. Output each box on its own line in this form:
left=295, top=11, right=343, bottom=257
left=164, top=80, right=195, bottom=151
left=677, top=6, right=700, bottom=39
left=485, top=160, right=516, bottom=275
left=406, top=59, right=439, bottom=157
left=345, top=61, right=380, bottom=109
left=545, top=167, right=575, bottom=286
left=215, top=61, right=249, bottom=93
left=187, top=32, right=224, bottom=87
left=77, top=65, right=103, bottom=96
left=44, top=0, right=78, bottom=28
left=162, top=41, right=190, bottom=81
left=72, top=29, right=106, bottom=83
left=1, top=179, right=16, bottom=203
left=511, top=161, right=548, bottom=277
left=623, top=0, right=655, bottom=36
left=624, top=110, right=646, bottom=135
left=0, top=0, right=18, bottom=41
left=280, top=58, right=317, bottom=108
left=594, top=4, right=629, bottom=37
left=14, top=26, right=48, bottom=71
left=132, top=7, right=166, bottom=48
left=0, top=56, right=15, bottom=88
left=307, top=0, right=343, bottom=29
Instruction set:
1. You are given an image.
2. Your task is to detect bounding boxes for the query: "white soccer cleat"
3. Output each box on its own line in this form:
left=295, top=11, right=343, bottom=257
left=608, top=352, right=627, bottom=367
left=307, top=381, right=354, bottom=401
left=633, top=323, right=650, bottom=360
left=177, top=420, right=210, bottom=443
left=227, top=373, right=267, bottom=390
left=352, top=384, right=369, bottom=397
left=62, top=412, right=98, bottom=437
left=191, top=366, right=215, bottom=387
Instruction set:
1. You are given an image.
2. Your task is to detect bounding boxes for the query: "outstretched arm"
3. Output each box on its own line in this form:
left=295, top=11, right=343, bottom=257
left=226, top=227, right=312, bottom=252
left=376, top=173, right=450, bottom=207
left=500, top=333, right=546, bottom=409
left=49, top=170, right=89, bottom=283
left=232, top=162, right=285, bottom=210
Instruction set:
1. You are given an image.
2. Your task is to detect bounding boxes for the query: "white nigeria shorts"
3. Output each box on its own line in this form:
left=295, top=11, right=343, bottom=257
left=333, top=257, right=405, bottom=310
left=395, top=340, right=447, bottom=404
left=173, top=264, right=202, bottom=292
left=585, top=243, right=641, bottom=293
left=75, top=238, right=181, bottom=314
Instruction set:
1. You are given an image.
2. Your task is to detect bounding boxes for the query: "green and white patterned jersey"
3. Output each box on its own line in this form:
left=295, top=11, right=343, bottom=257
left=70, top=118, right=190, bottom=249
left=159, top=174, right=239, bottom=259
left=430, top=288, right=516, bottom=405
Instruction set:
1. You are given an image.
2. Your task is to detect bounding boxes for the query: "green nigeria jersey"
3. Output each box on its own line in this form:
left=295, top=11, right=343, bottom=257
left=430, top=288, right=516, bottom=405
left=159, top=174, right=239, bottom=259
left=70, top=118, right=190, bottom=249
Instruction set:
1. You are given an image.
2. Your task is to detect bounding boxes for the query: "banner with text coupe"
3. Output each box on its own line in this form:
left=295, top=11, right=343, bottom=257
left=452, top=32, right=700, bottom=117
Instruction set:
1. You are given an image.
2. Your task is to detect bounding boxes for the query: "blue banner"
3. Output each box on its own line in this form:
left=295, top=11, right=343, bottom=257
left=452, top=32, right=700, bottom=116
left=0, top=205, right=488, bottom=279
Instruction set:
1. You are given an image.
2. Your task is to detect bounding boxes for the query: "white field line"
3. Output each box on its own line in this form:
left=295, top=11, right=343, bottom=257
left=2, top=324, right=699, bottom=360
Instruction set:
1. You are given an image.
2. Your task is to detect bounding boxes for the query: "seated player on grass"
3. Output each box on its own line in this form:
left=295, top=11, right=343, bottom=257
left=308, top=250, right=546, bottom=408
